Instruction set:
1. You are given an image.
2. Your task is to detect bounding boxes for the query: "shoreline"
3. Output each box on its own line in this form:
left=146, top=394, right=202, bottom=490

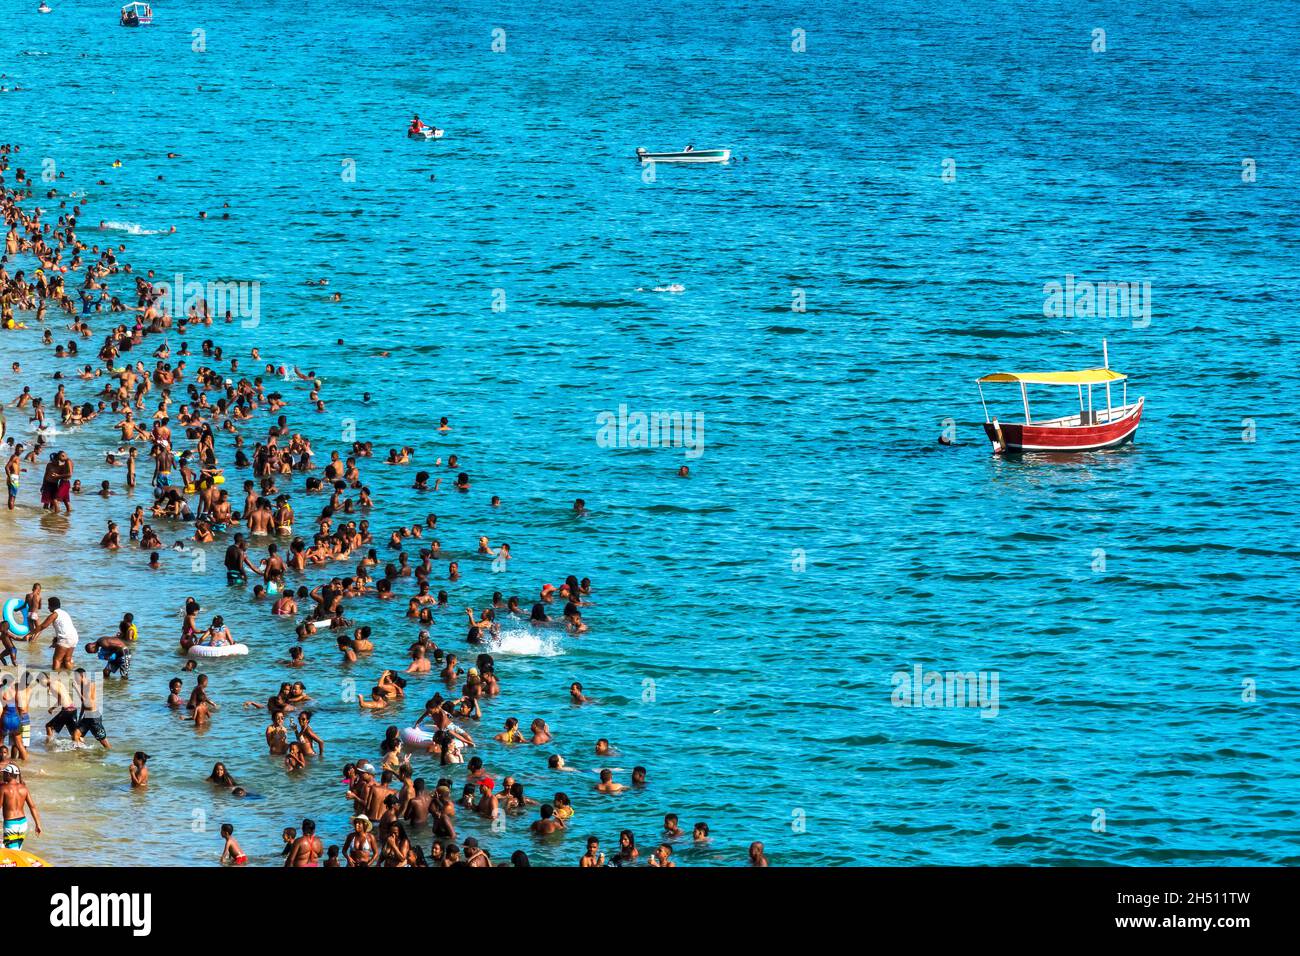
left=0, top=139, right=716, bottom=869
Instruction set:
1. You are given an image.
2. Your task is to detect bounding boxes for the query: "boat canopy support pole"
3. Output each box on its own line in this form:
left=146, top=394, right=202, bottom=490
left=1020, top=383, right=1031, bottom=424
left=977, top=383, right=990, bottom=423
left=1103, top=338, right=1112, bottom=422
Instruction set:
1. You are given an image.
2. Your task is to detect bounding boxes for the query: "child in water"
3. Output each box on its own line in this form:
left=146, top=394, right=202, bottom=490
left=129, top=752, right=149, bottom=788
left=220, top=823, right=247, bottom=865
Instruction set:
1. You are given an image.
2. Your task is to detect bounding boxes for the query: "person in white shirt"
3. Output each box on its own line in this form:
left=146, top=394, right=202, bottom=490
left=31, top=597, right=79, bottom=670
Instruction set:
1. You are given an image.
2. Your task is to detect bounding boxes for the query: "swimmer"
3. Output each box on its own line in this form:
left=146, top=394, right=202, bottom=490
left=529, top=718, right=551, bottom=744
left=129, top=751, right=149, bottom=788
left=219, top=823, right=247, bottom=865
left=357, top=685, right=395, bottom=710
left=295, top=711, right=324, bottom=756
left=493, top=717, right=525, bottom=744
left=187, top=675, right=216, bottom=725
left=207, top=762, right=238, bottom=789
left=613, top=830, right=639, bottom=864
left=580, top=836, right=604, bottom=867
left=197, top=615, right=235, bottom=647
left=649, top=843, right=675, bottom=868
left=406, top=644, right=431, bottom=674
left=529, top=803, right=565, bottom=835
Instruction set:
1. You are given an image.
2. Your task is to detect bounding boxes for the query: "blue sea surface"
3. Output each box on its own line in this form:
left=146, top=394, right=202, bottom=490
left=0, top=0, right=1297, bottom=866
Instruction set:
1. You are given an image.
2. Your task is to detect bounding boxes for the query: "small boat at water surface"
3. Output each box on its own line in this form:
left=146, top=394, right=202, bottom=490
left=119, top=2, right=151, bottom=26
left=636, top=147, right=730, bottom=164
left=407, top=127, right=444, bottom=140
left=977, top=341, right=1143, bottom=454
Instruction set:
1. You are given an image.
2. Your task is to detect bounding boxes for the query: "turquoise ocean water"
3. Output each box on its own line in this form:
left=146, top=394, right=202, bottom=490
left=1, top=0, right=1298, bottom=865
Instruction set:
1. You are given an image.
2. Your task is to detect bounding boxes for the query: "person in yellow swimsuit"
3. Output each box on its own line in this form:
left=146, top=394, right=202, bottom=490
left=493, top=717, right=525, bottom=744
left=554, top=792, right=574, bottom=821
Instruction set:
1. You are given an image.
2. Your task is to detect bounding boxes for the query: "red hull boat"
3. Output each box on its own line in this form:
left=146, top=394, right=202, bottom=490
left=977, top=342, right=1143, bottom=454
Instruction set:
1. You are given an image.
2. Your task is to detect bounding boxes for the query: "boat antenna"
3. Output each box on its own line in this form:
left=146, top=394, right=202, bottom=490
left=1102, top=338, right=1109, bottom=369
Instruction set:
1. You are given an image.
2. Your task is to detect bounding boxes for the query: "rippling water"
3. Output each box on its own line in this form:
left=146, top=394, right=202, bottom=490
left=1, top=0, right=1298, bottom=866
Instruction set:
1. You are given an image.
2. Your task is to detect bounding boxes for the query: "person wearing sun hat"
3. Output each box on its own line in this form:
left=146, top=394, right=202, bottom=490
left=346, top=763, right=377, bottom=817
left=344, top=814, right=377, bottom=867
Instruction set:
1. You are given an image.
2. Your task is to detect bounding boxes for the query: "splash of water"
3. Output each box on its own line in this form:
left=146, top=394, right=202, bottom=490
left=489, top=627, right=564, bottom=657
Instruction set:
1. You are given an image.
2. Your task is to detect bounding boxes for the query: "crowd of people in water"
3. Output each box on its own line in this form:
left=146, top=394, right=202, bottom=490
left=0, top=143, right=769, bottom=866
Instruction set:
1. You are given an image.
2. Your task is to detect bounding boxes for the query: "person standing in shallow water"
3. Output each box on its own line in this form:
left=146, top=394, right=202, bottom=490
left=75, top=669, right=110, bottom=750
left=266, top=711, right=289, bottom=755
left=39, top=451, right=73, bottom=513
left=5, top=443, right=22, bottom=510
left=29, top=596, right=78, bottom=670
left=39, top=673, right=78, bottom=743
left=344, top=815, right=377, bottom=866
left=220, top=823, right=247, bottom=865
left=1, top=763, right=43, bottom=849
left=0, top=678, right=26, bottom=760
left=286, top=818, right=323, bottom=866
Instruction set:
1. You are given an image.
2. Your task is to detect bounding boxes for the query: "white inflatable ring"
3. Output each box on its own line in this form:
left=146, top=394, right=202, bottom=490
left=2, top=598, right=30, bottom=637
left=400, top=726, right=437, bottom=747
left=187, top=643, right=249, bottom=658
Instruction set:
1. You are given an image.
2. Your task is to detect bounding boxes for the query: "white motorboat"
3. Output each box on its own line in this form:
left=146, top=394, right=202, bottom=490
left=636, top=146, right=730, bottom=164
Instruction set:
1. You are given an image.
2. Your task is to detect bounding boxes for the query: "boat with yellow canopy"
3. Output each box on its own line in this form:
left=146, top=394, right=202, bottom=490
left=977, top=341, right=1143, bottom=453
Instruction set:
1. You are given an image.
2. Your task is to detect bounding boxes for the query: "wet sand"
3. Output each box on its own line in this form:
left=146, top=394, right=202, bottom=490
left=0, top=522, right=109, bottom=865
